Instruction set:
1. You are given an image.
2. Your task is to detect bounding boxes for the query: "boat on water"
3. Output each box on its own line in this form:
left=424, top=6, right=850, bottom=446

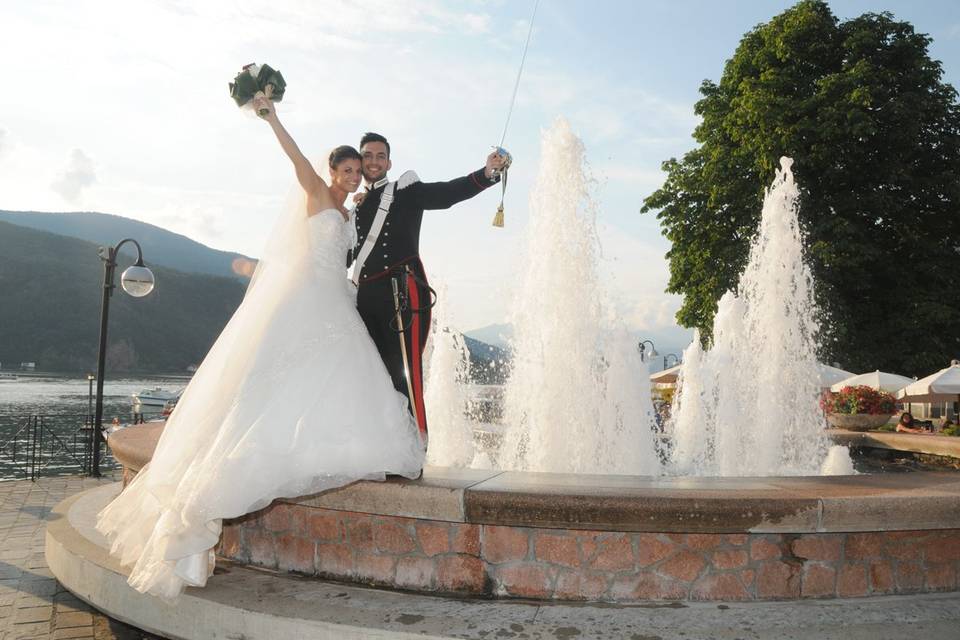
left=131, top=386, right=182, bottom=414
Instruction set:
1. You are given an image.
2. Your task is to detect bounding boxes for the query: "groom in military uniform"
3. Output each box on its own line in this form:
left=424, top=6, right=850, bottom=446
left=350, top=132, right=507, bottom=444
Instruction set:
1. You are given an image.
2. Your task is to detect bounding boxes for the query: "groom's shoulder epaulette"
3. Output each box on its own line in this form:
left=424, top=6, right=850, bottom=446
left=397, top=170, right=420, bottom=190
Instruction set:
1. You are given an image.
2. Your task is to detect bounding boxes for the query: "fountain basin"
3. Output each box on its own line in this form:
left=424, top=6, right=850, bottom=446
left=215, top=470, right=960, bottom=602
left=105, top=424, right=960, bottom=603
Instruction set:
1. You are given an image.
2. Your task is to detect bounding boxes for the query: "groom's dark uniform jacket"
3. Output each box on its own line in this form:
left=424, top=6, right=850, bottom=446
left=352, top=168, right=497, bottom=440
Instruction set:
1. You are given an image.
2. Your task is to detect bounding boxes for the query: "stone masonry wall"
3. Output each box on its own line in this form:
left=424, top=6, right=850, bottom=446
left=218, top=502, right=960, bottom=602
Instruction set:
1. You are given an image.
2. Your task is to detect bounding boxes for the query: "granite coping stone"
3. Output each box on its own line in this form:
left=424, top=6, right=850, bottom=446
left=104, top=421, right=163, bottom=473
left=287, top=468, right=504, bottom=522
left=829, top=429, right=960, bottom=459
left=107, top=423, right=960, bottom=533
left=462, top=471, right=960, bottom=532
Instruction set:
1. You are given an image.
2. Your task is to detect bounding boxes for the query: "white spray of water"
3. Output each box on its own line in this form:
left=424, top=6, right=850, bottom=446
left=424, top=286, right=476, bottom=468
left=497, top=117, right=660, bottom=475
left=820, top=445, right=856, bottom=475
left=669, top=157, right=851, bottom=476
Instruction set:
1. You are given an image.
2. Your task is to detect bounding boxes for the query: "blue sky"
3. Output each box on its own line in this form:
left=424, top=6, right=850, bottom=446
left=1, top=0, right=957, bottom=346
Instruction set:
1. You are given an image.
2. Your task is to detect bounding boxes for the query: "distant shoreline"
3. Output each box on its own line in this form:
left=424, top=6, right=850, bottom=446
left=0, top=370, right=193, bottom=381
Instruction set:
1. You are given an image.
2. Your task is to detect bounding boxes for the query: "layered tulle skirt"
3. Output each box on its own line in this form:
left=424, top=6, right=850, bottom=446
left=97, top=243, right=424, bottom=600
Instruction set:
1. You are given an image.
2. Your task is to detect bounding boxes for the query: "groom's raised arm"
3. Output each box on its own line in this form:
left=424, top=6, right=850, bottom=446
left=406, top=150, right=507, bottom=210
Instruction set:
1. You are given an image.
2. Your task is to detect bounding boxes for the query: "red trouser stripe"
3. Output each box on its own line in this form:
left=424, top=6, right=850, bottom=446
left=406, top=272, right=428, bottom=437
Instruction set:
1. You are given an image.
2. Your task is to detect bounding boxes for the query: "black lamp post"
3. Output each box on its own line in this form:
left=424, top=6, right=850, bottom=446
left=86, top=373, right=95, bottom=420
left=663, top=353, right=680, bottom=370
left=86, top=373, right=95, bottom=472
left=92, top=239, right=155, bottom=477
left=638, top=339, right=658, bottom=363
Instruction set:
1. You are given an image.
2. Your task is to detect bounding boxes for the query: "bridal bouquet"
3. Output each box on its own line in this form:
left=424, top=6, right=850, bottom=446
left=229, top=63, right=287, bottom=116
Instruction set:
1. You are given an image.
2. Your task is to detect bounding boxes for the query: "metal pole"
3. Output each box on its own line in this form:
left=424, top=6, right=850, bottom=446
left=37, top=417, right=44, bottom=480
left=92, top=247, right=117, bottom=478
left=87, top=376, right=94, bottom=473
left=87, top=375, right=94, bottom=421
left=30, top=416, right=38, bottom=481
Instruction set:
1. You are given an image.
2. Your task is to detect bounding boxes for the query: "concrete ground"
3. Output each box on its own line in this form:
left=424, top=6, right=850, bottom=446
left=44, top=480, right=960, bottom=640
left=0, top=475, right=160, bottom=639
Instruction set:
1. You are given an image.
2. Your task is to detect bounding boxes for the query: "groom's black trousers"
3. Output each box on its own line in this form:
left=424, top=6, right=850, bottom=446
left=356, top=257, right=432, bottom=440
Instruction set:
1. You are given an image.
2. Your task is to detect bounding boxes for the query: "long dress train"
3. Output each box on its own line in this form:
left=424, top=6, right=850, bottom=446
left=96, top=201, right=425, bottom=600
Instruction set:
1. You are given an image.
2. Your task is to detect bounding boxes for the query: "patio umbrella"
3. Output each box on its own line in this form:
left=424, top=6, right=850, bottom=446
left=816, top=363, right=856, bottom=389
left=896, top=361, right=960, bottom=404
left=830, top=370, right=915, bottom=393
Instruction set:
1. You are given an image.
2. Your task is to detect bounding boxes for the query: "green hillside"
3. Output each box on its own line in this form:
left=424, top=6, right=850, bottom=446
left=0, top=210, right=253, bottom=281
left=0, top=217, right=506, bottom=378
left=0, top=221, right=246, bottom=373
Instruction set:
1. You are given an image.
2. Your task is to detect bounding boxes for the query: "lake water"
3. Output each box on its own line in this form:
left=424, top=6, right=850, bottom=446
left=0, top=373, right=188, bottom=480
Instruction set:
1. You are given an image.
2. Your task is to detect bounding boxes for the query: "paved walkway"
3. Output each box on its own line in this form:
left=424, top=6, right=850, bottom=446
left=0, top=475, right=158, bottom=640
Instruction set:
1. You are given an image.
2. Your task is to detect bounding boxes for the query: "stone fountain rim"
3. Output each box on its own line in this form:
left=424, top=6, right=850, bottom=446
left=109, top=423, right=960, bottom=535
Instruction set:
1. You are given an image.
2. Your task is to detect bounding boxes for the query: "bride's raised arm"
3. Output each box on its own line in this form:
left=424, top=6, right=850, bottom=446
left=252, top=95, right=335, bottom=213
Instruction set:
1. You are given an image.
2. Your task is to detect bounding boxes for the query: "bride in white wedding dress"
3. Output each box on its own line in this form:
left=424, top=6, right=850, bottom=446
left=96, top=96, right=425, bottom=600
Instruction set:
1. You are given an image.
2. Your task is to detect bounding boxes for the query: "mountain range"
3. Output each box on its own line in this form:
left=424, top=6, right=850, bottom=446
left=463, top=323, right=689, bottom=373
left=0, top=219, right=246, bottom=373
left=0, top=210, right=254, bottom=281
left=0, top=210, right=509, bottom=377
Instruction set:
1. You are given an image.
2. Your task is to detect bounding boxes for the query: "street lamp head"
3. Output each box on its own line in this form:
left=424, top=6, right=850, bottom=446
left=638, top=339, right=658, bottom=362
left=120, top=264, right=155, bottom=297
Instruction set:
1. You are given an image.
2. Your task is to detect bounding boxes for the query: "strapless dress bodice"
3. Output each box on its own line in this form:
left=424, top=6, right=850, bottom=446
left=308, top=209, right=355, bottom=277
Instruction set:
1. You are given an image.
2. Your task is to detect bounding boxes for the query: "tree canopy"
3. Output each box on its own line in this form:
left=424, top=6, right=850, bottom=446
left=643, top=0, right=960, bottom=376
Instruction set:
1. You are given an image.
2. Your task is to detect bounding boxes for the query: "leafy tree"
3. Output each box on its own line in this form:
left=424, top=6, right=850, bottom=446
left=643, top=0, right=960, bottom=376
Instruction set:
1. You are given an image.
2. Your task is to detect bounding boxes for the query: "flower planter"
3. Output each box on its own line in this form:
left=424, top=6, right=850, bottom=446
left=826, top=413, right=893, bottom=431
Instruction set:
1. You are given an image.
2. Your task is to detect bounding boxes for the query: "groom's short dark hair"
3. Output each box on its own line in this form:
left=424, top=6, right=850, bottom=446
left=360, top=132, right=390, bottom=158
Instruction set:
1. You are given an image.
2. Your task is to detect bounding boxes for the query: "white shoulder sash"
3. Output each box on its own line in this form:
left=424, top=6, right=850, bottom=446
left=351, top=180, right=395, bottom=285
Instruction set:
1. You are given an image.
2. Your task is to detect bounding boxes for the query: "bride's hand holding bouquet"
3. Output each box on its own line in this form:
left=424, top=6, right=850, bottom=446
left=250, top=93, right=276, bottom=121
left=231, top=63, right=353, bottom=218
left=229, top=63, right=286, bottom=117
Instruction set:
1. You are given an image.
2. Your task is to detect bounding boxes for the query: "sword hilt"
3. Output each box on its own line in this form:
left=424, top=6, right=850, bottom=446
left=490, top=146, right=513, bottom=179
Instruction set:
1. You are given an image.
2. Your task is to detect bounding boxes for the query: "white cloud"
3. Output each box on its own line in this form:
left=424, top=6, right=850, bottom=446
left=152, top=204, right=226, bottom=244
left=570, top=87, right=698, bottom=147
left=461, top=12, right=491, bottom=34
left=51, top=149, right=97, bottom=203
left=0, top=129, right=6, bottom=156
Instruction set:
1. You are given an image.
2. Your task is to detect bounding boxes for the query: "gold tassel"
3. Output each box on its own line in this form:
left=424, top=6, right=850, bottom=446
left=492, top=204, right=505, bottom=228
left=491, top=159, right=509, bottom=228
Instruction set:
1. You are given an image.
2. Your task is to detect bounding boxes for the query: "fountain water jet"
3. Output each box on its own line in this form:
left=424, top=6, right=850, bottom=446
left=423, top=285, right=476, bottom=468
left=669, top=157, right=852, bottom=476
left=497, top=117, right=660, bottom=475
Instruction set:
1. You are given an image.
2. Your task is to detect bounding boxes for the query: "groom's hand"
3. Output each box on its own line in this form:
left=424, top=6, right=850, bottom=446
left=484, top=149, right=508, bottom=180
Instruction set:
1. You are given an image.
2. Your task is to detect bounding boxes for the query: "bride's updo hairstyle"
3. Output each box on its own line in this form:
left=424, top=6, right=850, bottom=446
left=329, top=145, right=362, bottom=168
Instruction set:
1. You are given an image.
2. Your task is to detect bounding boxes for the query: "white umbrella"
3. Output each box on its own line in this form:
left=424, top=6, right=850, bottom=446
left=830, top=370, right=915, bottom=393
left=816, top=363, right=856, bottom=389
left=896, top=361, right=960, bottom=404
